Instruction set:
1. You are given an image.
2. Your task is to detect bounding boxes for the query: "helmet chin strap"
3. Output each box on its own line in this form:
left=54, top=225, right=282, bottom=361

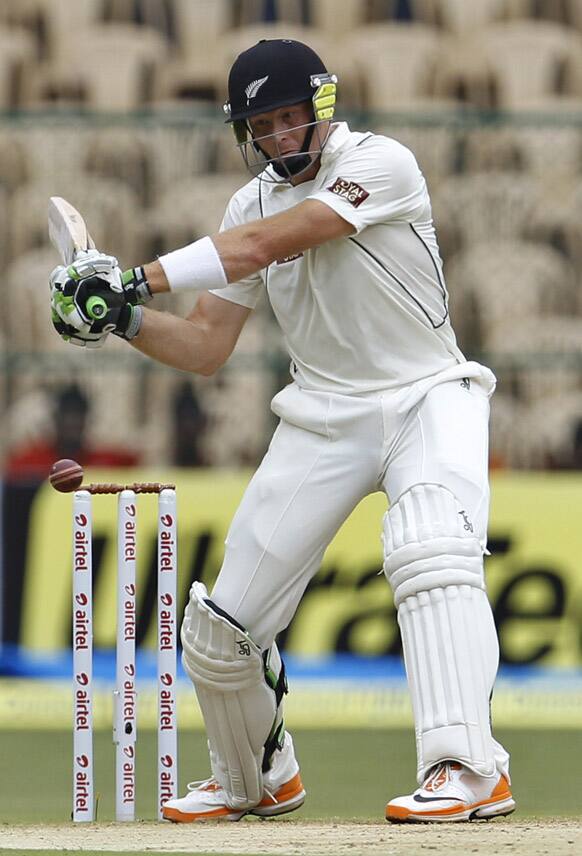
left=254, top=121, right=317, bottom=179
left=272, top=152, right=313, bottom=178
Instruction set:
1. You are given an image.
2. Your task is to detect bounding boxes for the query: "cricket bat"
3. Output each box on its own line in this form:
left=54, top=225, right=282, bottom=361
left=48, top=196, right=109, bottom=322
left=48, top=196, right=96, bottom=265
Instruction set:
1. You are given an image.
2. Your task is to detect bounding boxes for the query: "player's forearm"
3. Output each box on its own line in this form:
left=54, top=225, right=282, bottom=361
left=149, top=201, right=353, bottom=294
left=144, top=233, right=265, bottom=294
left=129, top=306, right=218, bottom=375
left=211, top=202, right=354, bottom=278
left=143, top=260, right=171, bottom=295
left=211, top=220, right=293, bottom=280
left=150, top=229, right=264, bottom=294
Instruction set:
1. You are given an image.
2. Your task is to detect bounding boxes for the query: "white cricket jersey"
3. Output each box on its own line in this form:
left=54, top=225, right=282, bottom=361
left=211, top=121, right=469, bottom=395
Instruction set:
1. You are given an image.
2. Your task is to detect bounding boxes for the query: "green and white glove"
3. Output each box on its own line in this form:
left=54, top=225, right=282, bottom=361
left=51, top=307, right=109, bottom=348
left=118, top=265, right=152, bottom=307
left=50, top=251, right=151, bottom=341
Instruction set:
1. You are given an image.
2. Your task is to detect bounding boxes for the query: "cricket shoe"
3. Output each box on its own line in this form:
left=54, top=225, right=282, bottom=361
left=385, top=761, right=515, bottom=823
left=162, top=733, right=305, bottom=823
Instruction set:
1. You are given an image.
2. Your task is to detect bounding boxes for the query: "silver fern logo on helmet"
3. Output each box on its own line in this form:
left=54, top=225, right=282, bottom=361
left=245, top=75, right=269, bottom=106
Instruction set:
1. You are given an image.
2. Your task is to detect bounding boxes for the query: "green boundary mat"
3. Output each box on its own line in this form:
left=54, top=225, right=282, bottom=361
left=1, top=678, right=581, bottom=729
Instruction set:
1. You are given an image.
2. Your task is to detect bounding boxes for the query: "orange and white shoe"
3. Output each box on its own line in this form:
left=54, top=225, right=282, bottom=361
left=250, top=771, right=306, bottom=818
left=162, top=732, right=306, bottom=823
left=386, top=761, right=515, bottom=823
left=162, top=771, right=305, bottom=823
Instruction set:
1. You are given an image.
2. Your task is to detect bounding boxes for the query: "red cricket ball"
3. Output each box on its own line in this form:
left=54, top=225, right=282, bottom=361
left=49, top=459, right=84, bottom=493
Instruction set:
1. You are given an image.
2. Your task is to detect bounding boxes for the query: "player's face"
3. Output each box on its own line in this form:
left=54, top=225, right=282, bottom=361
left=248, top=102, right=314, bottom=161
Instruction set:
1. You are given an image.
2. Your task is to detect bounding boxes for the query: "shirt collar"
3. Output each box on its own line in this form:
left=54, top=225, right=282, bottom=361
left=320, top=121, right=351, bottom=163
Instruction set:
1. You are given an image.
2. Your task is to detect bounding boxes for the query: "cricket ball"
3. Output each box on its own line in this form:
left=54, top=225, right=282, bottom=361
left=49, top=459, right=84, bottom=493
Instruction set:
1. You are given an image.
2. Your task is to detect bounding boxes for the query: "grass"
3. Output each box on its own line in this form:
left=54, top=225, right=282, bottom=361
left=0, top=728, right=580, bottom=824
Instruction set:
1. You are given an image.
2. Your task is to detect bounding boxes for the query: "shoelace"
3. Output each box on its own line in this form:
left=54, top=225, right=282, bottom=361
left=186, top=778, right=218, bottom=792
left=262, top=785, right=278, bottom=805
left=185, top=777, right=278, bottom=804
left=423, top=762, right=449, bottom=793
left=423, top=761, right=464, bottom=793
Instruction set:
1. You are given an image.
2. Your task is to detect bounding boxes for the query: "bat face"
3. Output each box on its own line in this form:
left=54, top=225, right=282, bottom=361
left=48, top=196, right=96, bottom=265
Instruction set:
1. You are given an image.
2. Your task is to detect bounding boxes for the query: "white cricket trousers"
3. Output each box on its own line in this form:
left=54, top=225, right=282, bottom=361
left=211, top=361, right=496, bottom=649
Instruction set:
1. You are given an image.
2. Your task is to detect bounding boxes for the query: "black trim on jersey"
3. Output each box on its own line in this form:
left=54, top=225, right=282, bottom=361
left=409, top=224, right=449, bottom=317
left=258, top=173, right=265, bottom=219
left=355, top=133, right=374, bottom=147
left=258, top=173, right=270, bottom=291
left=349, top=236, right=447, bottom=330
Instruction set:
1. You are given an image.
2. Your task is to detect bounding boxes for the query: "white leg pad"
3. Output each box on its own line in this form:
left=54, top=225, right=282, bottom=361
left=384, top=484, right=499, bottom=782
left=181, top=582, right=287, bottom=809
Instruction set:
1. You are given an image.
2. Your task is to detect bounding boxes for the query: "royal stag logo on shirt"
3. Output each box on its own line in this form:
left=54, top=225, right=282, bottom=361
left=276, top=252, right=303, bottom=265
left=327, top=177, right=370, bottom=208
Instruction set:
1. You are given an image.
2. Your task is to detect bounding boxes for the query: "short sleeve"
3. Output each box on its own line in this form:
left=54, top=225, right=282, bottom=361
left=209, top=192, right=263, bottom=309
left=308, top=137, right=429, bottom=234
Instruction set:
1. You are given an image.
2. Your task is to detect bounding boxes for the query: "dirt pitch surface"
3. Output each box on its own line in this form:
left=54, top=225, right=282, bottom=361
left=1, top=819, right=581, bottom=856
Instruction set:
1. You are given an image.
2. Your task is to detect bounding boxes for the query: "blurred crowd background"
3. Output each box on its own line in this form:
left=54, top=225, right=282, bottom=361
left=3, top=0, right=582, bottom=476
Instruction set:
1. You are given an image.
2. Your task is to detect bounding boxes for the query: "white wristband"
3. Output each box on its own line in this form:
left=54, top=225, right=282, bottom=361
left=158, top=236, right=228, bottom=292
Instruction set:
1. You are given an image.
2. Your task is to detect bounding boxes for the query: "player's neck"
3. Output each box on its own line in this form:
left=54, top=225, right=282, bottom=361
left=289, top=157, right=320, bottom=186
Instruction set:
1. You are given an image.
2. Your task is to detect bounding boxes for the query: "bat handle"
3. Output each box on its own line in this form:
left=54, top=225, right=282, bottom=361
left=86, top=295, right=108, bottom=320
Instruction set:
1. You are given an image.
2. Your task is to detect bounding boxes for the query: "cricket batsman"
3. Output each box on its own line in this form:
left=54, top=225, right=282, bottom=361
left=50, top=39, right=515, bottom=823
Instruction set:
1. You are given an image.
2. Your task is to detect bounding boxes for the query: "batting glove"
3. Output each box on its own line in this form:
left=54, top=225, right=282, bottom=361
left=51, top=307, right=109, bottom=349
left=64, top=253, right=152, bottom=307
left=50, top=256, right=149, bottom=341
